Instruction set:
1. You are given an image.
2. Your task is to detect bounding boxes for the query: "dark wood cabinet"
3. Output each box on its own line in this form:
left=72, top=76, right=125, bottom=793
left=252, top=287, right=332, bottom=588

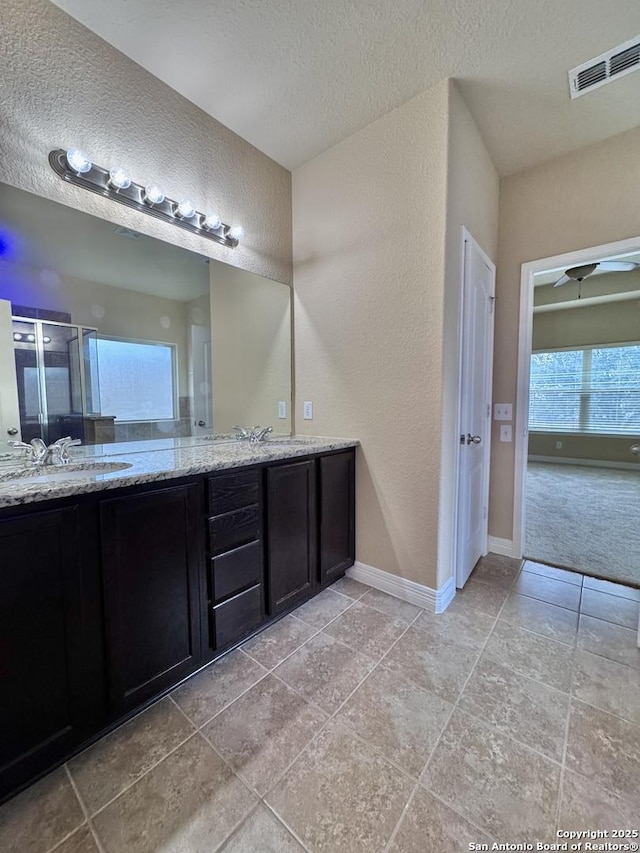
left=0, top=446, right=355, bottom=802
left=99, top=483, right=203, bottom=714
left=266, top=460, right=317, bottom=615
left=319, top=450, right=356, bottom=584
left=0, top=507, right=103, bottom=796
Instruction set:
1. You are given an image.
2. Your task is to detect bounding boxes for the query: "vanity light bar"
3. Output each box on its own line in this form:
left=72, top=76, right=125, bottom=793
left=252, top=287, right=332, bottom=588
left=48, top=148, right=243, bottom=249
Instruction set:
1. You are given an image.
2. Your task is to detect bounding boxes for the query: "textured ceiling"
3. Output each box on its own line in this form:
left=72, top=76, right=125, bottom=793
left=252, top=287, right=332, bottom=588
left=50, top=0, right=640, bottom=175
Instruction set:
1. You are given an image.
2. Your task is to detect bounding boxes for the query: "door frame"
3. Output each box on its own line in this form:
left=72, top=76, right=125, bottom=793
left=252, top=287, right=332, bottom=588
left=454, top=227, right=496, bottom=588
left=512, top=234, right=640, bottom=558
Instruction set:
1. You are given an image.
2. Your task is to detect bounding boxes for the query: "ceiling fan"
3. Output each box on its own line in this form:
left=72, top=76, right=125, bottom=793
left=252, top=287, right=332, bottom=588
left=553, top=260, right=639, bottom=287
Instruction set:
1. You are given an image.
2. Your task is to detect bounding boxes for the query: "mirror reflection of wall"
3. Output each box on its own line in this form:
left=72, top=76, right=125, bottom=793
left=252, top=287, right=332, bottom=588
left=0, top=182, right=291, bottom=448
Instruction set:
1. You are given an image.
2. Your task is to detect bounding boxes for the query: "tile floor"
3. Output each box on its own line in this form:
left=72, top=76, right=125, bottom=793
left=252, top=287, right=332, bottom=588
left=1, top=557, right=639, bottom=853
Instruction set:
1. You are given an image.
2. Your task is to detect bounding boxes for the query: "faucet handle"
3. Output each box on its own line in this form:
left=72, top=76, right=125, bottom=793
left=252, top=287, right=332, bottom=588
left=51, top=437, right=81, bottom=464
left=233, top=426, right=250, bottom=440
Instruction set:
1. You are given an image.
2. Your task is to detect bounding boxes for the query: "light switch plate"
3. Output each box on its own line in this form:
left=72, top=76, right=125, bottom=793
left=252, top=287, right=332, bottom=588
left=499, top=424, right=512, bottom=442
left=494, top=403, right=513, bottom=421
left=303, top=401, right=313, bottom=420
left=278, top=401, right=287, bottom=419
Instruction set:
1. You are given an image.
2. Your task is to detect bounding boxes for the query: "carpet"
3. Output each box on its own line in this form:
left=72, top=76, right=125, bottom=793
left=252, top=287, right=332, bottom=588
left=525, top=461, right=640, bottom=588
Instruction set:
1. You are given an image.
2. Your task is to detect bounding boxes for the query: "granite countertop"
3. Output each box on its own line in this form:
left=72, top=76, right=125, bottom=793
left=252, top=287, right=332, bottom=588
left=0, top=436, right=359, bottom=508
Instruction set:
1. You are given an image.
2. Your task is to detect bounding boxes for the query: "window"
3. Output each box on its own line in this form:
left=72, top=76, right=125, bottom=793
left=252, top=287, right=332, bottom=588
left=96, top=338, right=176, bottom=422
left=529, top=343, right=640, bottom=435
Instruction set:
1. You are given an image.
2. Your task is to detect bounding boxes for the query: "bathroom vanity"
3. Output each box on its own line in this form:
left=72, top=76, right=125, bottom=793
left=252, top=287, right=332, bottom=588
left=0, top=438, right=356, bottom=801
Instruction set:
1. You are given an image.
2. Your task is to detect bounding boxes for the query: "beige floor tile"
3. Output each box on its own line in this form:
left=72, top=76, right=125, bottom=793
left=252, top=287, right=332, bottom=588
left=454, top=578, right=510, bottom=616
left=337, top=665, right=452, bottom=777
left=52, top=825, right=99, bottom=853
left=513, top=571, right=582, bottom=611
left=458, top=657, right=569, bottom=761
left=413, top=601, right=495, bottom=649
left=483, top=620, right=573, bottom=692
left=0, top=767, right=84, bottom=853
left=423, top=710, right=560, bottom=843
left=559, top=769, right=640, bottom=832
left=292, top=587, right=354, bottom=629
left=583, top=576, right=640, bottom=600
left=323, top=600, right=408, bottom=661
left=566, top=700, right=640, bottom=802
left=92, top=733, right=257, bottom=853
left=241, top=614, right=316, bottom=669
left=359, top=587, right=423, bottom=623
left=523, top=560, right=583, bottom=586
left=500, top=592, right=579, bottom=644
left=220, top=805, right=305, bottom=852
left=68, top=697, right=194, bottom=814
left=471, top=554, right=521, bottom=588
left=383, top=626, right=479, bottom=703
left=580, top=587, right=639, bottom=629
left=330, top=576, right=371, bottom=599
left=573, top=649, right=640, bottom=726
left=266, top=720, right=413, bottom=853
left=202, top=674, right=327, bottom=796
left=388, top=788, right=492, bottom=852
left=577, top=614, right=640, bottom=669
left=273, top=632, right=374, bottom=714
left=172, top=650, right=267, bottom=727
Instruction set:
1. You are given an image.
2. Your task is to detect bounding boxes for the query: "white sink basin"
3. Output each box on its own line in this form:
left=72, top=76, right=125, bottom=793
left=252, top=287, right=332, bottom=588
left=0, top=461, right=133, bottom=486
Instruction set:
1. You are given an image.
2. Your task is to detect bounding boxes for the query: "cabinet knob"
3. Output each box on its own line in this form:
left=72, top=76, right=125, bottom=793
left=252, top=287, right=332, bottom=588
left=7, top=427, right=18, bottom=436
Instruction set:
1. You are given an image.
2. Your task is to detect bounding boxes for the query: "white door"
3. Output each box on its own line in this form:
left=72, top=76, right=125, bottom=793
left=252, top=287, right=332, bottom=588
left=191, top=327, right=212, bottom=436
left=456, top=233, right=496, bottom=588
left=0, top=299, right=21, bottom=443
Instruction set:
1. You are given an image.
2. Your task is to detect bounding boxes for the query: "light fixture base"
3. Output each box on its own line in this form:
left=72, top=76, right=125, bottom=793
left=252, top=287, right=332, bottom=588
left=48, top=149, right=239, bottom=248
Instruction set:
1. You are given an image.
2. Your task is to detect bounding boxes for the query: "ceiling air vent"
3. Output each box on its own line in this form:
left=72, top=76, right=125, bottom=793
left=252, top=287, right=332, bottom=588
left=114, top=226, right=143, bottom=240
left=569, top=35, right=640, bottom=98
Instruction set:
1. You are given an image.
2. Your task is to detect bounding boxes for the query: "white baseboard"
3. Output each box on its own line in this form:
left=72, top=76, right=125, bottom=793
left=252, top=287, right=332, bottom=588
left=487, top=536, right=519, bottom=558
left=529, top=455, right=640, bottom=472
left=346, top=561, right=455, bottom=613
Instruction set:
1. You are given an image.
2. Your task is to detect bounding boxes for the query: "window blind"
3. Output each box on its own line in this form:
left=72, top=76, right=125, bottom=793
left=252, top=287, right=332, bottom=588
left=529, top=344, right=640, bottom=435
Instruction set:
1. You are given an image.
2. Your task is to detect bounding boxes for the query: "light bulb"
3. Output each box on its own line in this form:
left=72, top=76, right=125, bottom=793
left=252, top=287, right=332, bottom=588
left=13, top=332, right=23, bottom=341
left=203, top=213, right=221, bottom=231
left=143, top=183, right=165, bottom=205
left=27, top=334, right=35, bottom=342
left=229, top=225, right=244, bottom=241
left=66, top=147, right=92, bottom=174
left=109, top=166, right=131, bottom=190
left=43, top=336, right=51, bottom=344
left=176, top=199, right=196, bottom=219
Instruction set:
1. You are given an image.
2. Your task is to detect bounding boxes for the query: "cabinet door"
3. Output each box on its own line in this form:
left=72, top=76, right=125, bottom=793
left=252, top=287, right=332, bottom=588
left=100, top=483, right=203, bottom=714
left=0, top=507, right=102, bottom=797
left=319, top=450, right=356, bottom=584
left=266, top=460, right=317, bottom=615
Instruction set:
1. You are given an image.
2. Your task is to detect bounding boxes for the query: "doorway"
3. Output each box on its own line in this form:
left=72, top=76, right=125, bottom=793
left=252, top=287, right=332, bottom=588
left=513, top=236, right=640, bottom=588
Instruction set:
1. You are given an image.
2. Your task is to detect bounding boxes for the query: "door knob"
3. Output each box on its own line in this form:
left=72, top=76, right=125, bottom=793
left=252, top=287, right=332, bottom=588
left=7, top=427, right=18, bottom=436
left=466, top=434, right=482, bottom=445
left=197, top=420, right=206, bottom=427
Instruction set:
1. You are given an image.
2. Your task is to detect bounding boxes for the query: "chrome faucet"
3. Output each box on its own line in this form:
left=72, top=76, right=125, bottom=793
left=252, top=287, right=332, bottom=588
left=8, top=436, right=82, bottom=466
left=233, top=425, right=273, bottom=443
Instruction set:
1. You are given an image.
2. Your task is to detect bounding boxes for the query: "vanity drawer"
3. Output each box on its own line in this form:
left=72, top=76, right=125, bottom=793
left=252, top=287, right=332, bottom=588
left=208, top=504, right=260, bottom=556
left=210, top=540, right=262, bottom=603
left=208, top=469, right=261, bottom=515
left=210, top=584, right=262, bottom=649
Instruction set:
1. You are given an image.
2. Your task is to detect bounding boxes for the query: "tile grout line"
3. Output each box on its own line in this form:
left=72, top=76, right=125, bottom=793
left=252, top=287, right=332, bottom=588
left=555, top=640, right=578, bottom=834
left=383, top=584, right=508, bottom=851
left=62, top=764, right=107, bottom=853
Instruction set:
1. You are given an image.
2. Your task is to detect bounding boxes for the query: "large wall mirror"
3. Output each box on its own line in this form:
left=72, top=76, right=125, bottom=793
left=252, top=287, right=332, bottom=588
left=0, top=183, right=291, bottom=453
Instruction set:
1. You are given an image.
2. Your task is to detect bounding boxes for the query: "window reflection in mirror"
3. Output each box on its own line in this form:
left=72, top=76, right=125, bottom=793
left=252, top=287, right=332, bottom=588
left=0, top=183, right=291, bottom=455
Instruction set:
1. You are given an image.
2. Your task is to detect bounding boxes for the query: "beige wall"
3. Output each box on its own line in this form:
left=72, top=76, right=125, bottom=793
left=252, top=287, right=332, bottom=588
left=490, top=126, right=640, bottom=541
left=210, top=264, right=292, bottom=434
left=293, top=80, right=497, bottom=590
left=1, top=0, right=292, bottom=286
left=439, top=82, right=499, bottom=584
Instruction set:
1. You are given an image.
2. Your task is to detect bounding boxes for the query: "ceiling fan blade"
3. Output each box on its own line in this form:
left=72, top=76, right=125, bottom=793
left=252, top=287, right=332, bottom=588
left=596, top=261, right=639, bottom=273
left=553, top=274, right=571, bottom=287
